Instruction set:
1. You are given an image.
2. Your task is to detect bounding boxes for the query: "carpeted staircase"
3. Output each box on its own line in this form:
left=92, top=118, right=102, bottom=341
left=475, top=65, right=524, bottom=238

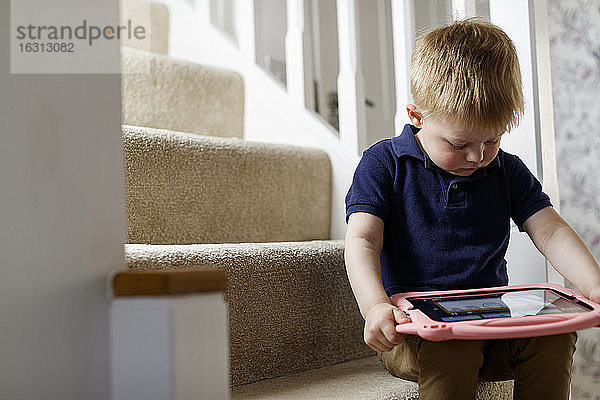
left=119, top=6, right=515, bottom=398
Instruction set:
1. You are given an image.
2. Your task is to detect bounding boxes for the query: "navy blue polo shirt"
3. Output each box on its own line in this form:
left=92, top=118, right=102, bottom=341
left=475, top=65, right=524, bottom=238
left=345, top=124, right=552, bottom=296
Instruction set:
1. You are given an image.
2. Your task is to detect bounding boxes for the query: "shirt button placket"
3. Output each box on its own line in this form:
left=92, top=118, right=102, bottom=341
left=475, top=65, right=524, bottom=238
left=447, top=182, right=466, bottom=208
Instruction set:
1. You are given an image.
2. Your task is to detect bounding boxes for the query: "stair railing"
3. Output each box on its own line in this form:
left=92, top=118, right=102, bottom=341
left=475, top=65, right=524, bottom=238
left=206, top=0, right=524, bottom=157
left=206, top=0, right=556, bottom=187
left=210, top=0, right=408, bottom=156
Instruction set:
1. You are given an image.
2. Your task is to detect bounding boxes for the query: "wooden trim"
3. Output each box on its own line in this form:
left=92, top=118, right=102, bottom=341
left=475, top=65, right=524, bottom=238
left=112, top=270, right=227, bottom=297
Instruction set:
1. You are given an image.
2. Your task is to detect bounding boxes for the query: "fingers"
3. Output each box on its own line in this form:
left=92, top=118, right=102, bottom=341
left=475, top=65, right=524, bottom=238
left=364, top=303, right=407, bottom=352
left=366, top=332, right=405, bottom=353
left=365, top=323, right=402, bottom=352
left=369, top=337, right=397, bottom=353
left=381, top=319, right=404, bottom=345
left=393, top=308, right=410, bottom=324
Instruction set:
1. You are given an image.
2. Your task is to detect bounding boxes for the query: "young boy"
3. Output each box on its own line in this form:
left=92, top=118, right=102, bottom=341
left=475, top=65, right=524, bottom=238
left=345, top=19, right=600, bottom=400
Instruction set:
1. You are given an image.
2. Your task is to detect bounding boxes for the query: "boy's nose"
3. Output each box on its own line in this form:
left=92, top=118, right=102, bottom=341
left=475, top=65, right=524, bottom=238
left=465, top=144, right=485, bottom=163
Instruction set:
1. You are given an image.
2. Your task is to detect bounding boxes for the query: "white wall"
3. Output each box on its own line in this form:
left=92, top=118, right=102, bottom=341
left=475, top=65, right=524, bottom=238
left=0, top=1, right=124, bottom=399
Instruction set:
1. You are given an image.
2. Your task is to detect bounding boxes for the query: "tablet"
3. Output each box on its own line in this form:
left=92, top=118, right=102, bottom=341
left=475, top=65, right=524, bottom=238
left=390, top=283, right=600, bottom=341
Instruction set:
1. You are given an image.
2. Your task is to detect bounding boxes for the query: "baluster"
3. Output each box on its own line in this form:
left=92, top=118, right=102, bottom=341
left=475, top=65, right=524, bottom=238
left=285, top=0, right=307, bottom=106
left=214, top=0, right=225, bottom=29
left=233, top=0, right=256, bottom=62
left=452, top=0, right=490, bottom=20
left=452, top=0, right=479, bottom=20
left=530, top=0, right=561, bottom=285
left=391, top=0, right=415, bottom=134
left=302, top=1, right=316, bottom=112
left=336, top=0, right=367, bottom=155
left=197, top=0, right=212, bottom=24
left=376, top=0, right=394, bottom=128
left=530, top=0, right=558, bottom=203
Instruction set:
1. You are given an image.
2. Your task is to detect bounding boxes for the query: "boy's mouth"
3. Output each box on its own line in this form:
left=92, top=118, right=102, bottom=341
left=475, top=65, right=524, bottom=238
left=452, top=167, right=478, bottom=176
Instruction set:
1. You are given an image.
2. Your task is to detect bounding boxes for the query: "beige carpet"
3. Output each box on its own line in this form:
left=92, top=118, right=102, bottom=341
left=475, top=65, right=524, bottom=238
left=124, top=125, right=332, bottom=245
left=120, top=0, right=169, bottom=55
left=121, top=47, right=245, bottom=139
left=125, top=240, right=373, bottom=387
left=231, top=356, right=514, bottom=400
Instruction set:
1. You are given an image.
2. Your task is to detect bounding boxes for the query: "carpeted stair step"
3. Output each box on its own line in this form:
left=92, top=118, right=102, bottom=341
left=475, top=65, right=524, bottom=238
left=125, top=240, right=369, bottom=387
left=230, top=356, right=514, bottom=400
left=124, top=125, right=331, bottom=245
left=121, top=47, right=244, bottom=138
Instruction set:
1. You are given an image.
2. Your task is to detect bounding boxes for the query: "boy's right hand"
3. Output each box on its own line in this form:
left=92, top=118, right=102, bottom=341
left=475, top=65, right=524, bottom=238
left=364, top=302, right=410, bottom=353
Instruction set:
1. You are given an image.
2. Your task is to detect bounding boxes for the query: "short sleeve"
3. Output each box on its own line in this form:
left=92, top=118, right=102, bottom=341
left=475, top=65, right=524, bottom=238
left=507, top=156, right=552, bottom=231
left=345, top=150, right=393, bottom=223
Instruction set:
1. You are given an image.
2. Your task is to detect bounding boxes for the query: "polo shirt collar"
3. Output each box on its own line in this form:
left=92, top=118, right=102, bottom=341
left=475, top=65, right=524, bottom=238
left=391, top=124, right=425, bottom=161
left=391, top=124, right=502, bottom=170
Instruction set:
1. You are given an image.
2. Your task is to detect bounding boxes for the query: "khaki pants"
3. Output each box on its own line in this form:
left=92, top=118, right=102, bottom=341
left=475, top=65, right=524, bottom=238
left=379, top=333, right=577, bottom=400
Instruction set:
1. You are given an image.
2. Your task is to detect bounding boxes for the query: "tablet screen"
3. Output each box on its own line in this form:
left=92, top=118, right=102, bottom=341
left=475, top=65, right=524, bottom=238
left=408, top=289, right=593, bottom=322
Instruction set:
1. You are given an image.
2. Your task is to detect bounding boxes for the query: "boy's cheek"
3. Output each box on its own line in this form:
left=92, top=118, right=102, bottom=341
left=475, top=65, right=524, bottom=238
left=485, top=147, right=500, bottom=162
left=434, top=152, right=461, bottom=169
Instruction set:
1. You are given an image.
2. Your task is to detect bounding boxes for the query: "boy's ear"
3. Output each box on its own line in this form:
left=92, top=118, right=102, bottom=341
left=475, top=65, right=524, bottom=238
left=406, top=104, right=423, bottom=128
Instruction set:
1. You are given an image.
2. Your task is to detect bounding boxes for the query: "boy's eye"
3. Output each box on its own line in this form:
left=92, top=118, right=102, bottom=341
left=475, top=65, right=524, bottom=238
left=485, top=139, right=501, bottom=146
left=448, top=141, right=467, bottom=150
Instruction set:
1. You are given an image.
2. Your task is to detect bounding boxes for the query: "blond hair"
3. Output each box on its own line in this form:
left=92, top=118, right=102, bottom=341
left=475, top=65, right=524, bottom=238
left=410, top=18, right=524, bottom=134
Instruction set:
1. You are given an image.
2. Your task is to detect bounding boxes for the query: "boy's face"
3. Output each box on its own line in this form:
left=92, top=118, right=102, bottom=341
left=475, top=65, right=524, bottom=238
left=407, top=106, right=502, bottom=177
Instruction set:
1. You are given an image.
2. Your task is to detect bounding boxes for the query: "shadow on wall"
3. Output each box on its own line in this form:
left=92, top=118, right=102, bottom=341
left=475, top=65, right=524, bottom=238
left=548, top=0, right=600, bottom=398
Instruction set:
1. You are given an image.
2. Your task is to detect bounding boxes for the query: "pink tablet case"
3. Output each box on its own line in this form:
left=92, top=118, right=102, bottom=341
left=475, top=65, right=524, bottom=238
left=390, top=283, right=600, bottom=341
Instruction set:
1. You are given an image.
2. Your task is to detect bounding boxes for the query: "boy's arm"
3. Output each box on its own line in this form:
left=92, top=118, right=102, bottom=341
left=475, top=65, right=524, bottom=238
left=523, top=206, right=600, bottom=303
left=345, top=212, right=389, bottom=314
left=345, top=212, right=409, bottom=352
